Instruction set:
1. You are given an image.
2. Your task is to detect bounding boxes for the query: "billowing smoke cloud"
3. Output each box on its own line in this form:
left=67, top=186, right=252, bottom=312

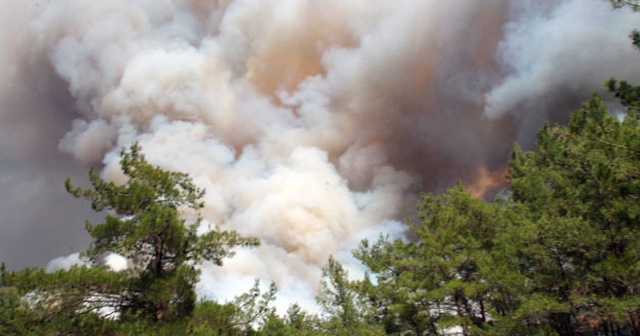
left=2, top=0, right=639, bottom=311
left=485, top=1, right=640, bottom=144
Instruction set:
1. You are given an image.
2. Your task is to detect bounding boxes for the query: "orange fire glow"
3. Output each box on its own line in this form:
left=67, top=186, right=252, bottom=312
left=467, top=166, right=506, bottom=199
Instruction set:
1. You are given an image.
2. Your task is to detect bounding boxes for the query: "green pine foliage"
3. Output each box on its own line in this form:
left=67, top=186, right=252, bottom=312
left=0, top=143, right=261, bottom=334
left=611, top=0, right=640, bottom=12
left=347, top=94, right=640, bottom=335
left=63, top=143, right=259, bottom=322
left=316, top=256, right=386, bottom=335
left=506, top=95, right=640, bottom=335
left=352, top=185, right=504, bottom=336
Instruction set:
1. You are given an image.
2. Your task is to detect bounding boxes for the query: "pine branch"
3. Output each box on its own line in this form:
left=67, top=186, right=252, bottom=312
left=591, top=137, right=639, bottom=154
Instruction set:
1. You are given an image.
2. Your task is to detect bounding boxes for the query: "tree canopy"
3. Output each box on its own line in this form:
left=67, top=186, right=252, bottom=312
left=1, top=143, right=261, bottom=334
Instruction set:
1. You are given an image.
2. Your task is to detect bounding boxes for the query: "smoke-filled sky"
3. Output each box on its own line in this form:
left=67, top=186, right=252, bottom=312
left=1, top=0, right=640, bottom=311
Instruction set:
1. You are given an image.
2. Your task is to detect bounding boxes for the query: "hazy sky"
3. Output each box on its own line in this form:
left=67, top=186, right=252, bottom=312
left=1, top=0, right=639, bottom=311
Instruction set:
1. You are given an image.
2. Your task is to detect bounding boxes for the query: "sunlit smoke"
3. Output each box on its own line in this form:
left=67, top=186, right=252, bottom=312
left=2, top=0, right=640, bottom=312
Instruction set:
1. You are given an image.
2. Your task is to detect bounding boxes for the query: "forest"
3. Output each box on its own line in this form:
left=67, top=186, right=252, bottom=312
left=3, top=2, right=640, bottom=336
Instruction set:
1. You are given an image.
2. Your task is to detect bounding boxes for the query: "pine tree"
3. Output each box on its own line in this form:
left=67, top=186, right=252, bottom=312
left=353, top=185, right=504, bottom=335
left=63, top=143, right=259, bottom=322
left=2, top=143, right=259, bottom=332
left=507, top=95, right=640, bottom=334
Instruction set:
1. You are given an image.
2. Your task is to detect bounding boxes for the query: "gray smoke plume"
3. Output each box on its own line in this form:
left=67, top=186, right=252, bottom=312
left=1, top=0, right=639, bottom=311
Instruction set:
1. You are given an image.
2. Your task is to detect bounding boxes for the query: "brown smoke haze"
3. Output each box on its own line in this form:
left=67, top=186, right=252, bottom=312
left=2, top=0, right=640, bottom=310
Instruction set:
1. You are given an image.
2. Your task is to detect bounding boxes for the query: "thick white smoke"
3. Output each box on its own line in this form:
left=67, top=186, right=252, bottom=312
left=484, top=1, right=640, bottom=143
left=2, top=0, right=639, bottom=311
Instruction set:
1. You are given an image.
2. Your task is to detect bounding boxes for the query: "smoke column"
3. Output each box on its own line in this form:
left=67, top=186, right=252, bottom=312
left=1, top=0, right=639, bottom=310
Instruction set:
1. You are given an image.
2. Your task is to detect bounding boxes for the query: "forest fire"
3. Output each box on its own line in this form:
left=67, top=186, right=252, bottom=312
left=2, top=0, right=640, bottom=314
left=467, top=166, right=507, bottom=199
